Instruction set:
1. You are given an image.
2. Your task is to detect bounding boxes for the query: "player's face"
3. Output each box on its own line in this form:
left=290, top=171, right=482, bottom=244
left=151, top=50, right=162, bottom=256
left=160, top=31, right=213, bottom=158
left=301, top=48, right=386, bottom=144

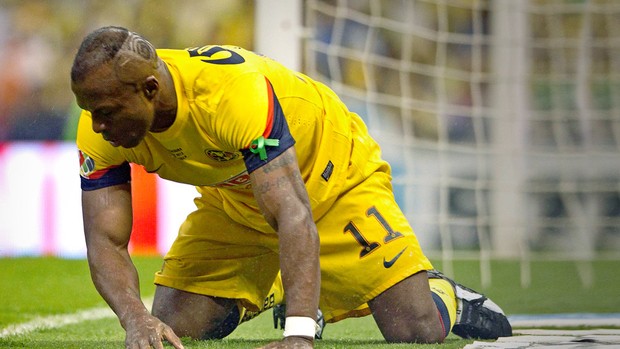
left=72, top=62, right=155, bottom=148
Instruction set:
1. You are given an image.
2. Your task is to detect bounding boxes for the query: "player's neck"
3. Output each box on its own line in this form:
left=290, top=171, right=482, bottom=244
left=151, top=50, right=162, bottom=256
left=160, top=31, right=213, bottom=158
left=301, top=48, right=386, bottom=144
left=151, top=108, right=176, bottom=133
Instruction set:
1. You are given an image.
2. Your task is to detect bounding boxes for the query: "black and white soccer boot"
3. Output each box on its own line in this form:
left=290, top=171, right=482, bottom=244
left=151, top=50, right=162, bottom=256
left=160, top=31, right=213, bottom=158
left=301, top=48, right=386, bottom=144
left=272, top=304, right=325, bottom=339
left=427, top=270, right=512, bottom=339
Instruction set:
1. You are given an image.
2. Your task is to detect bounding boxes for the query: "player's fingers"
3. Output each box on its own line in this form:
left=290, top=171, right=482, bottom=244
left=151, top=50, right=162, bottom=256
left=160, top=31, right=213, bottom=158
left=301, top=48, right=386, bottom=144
left=162, top=327, right=184, bottom=349
left=125, top=337, right=147, bottom=349
left=149, top=334, right=165, bottom=349
left=130, top=338, right=150, bottom=349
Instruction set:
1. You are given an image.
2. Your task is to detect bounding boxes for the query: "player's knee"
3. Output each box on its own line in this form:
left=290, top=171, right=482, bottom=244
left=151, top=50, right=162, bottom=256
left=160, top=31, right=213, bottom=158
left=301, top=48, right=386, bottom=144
left=152, top=304, right=240, bottom=340
left=374, top=302, right=446, bottom=344
left=151, top=286, right=240, bottom=340
left=200, top=305, right=240, bottom=340
left=370, top=272, right=447, bottom=344
left=382, top=315, right=446, bottom=344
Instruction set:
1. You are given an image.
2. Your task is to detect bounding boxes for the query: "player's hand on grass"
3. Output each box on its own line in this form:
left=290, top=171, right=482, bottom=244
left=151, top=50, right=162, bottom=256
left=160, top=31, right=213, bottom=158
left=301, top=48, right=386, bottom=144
left=258, top=336, right=313, bottom=349
left=124, top=313, right=184, bottom=349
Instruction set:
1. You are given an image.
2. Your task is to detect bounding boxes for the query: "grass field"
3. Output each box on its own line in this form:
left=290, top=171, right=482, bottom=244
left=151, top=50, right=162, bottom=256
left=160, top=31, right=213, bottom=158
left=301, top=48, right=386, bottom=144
left=1, top=256, right=619, bottom=348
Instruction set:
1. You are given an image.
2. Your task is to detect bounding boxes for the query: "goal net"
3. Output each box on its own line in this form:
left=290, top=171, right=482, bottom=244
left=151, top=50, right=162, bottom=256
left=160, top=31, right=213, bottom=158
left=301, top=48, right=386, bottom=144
left=302, top=0, right=620, bottom=286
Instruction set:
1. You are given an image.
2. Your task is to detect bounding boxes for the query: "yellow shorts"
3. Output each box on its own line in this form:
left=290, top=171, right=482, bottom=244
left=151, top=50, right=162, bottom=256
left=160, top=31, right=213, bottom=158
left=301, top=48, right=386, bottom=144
left=154, top=116, right=433, bottom=323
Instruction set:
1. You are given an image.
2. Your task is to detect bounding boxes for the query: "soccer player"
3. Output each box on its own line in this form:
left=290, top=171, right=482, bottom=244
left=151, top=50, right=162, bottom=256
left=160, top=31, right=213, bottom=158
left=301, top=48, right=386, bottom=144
left=71, top=26, right=511, bottom=349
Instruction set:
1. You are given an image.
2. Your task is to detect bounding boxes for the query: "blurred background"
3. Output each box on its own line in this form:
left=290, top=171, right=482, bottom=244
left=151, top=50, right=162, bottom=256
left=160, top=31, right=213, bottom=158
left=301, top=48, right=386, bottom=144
left=0, top=0, right=255, bottom=141
left=0, top=0, right=257, bottom=258
left=0, top=0, right=619, bottom=288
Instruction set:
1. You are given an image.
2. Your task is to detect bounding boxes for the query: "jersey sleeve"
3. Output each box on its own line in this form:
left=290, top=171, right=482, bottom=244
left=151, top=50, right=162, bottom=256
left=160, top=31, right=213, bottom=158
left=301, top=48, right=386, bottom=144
left=212, top=73, right=295, bottom=173
left=76, top=110, right=131, bottom=191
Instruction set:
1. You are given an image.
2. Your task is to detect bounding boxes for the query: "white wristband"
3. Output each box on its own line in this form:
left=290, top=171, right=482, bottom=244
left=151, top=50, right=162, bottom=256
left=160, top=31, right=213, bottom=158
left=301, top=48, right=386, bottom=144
left=283, top=316, right=318, bottom=338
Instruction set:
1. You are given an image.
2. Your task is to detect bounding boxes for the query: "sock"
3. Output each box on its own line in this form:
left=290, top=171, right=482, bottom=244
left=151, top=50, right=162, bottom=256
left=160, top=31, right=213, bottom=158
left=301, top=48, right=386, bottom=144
left=429, top=277, right=457, bottom=338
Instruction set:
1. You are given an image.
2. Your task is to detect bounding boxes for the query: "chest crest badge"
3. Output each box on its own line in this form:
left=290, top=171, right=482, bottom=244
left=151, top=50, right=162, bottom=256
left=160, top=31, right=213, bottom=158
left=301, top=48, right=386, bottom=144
left=205, top=149, right=240, bottom=162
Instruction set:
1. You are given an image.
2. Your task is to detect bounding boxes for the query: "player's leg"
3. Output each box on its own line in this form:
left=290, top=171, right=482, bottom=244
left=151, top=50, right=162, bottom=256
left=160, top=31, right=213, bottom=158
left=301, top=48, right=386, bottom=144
left=368, top=269, right=512, bottom=342
left=152, top=188, right=281, bottom=340
left=316, top=113, right=510, bottom=341
left=312, top=115, right=444, bottom=341
left=427, top=270, right=513, bottom=339
left=153, top=275, right=284, bottom=339
left=368, top=270, right=447, bottom=343
left=152, top=286, right=240, bottom=339
left=314, top=167, right=447, bottom=342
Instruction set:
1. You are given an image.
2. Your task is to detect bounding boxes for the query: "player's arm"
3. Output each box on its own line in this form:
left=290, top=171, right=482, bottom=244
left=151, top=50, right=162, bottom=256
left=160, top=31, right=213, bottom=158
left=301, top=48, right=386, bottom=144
left=82, top=184, right=183, bottom=349
left=249, top=146, right=320, bottom=347
left=219, top=73, right=319, bottom=347
left=82, top=183, right=143, bottom=322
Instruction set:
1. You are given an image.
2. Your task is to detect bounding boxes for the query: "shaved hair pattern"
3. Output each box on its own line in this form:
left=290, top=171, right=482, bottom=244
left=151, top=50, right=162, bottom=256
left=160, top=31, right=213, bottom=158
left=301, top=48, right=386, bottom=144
left=71, top=26, right=129, bottom=83
left=71, top=26, right=158, bottom=84
left=124, top=32, right=155, bottom=62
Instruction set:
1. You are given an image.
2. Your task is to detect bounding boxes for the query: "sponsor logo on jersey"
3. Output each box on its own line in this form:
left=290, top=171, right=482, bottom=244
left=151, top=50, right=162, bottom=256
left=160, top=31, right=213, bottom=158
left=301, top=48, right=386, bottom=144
left=205, top=149, right=240, bottom=162
left=169, top=147, right=187, bottom=160
left=383, top=247, right=407, bottom=268
left=78, top=150, right=95, bottom=178
left=213, top=171, right=251, bottom=188
left=78, top=150, right=118, bottom=180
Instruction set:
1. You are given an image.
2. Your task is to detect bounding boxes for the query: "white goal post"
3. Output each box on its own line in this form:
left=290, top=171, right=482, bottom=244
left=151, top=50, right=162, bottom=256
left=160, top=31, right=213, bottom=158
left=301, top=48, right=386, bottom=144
left=256, top=0, right=620, bottom=287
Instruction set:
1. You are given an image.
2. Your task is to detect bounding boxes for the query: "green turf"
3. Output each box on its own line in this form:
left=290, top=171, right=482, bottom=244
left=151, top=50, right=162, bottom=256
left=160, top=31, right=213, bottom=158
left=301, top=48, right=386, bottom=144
left=432, top=259, right=620, bottom=314
left=1, top=256, right=619, bottom=348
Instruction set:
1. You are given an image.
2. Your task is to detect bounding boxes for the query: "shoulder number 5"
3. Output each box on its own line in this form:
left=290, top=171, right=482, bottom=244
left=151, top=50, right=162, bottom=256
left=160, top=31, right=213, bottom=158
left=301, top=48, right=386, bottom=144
left=187, top=46, right=245, bottom=65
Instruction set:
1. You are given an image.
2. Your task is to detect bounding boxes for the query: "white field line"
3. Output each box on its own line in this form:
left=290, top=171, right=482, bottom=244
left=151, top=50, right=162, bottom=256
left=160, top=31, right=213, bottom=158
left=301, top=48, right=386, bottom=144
left=465, top=329, right=620, bottom=348
left=0, top=298, right=154, bottom=339
left=509, top=313, right=620, bottom=328
left=0, top=306, right=115, bottom=338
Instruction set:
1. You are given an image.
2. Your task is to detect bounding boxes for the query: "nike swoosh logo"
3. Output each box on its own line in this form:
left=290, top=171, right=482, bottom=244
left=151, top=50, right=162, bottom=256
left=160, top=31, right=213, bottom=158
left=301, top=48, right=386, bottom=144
left=383, top=247, right=407, bottom=268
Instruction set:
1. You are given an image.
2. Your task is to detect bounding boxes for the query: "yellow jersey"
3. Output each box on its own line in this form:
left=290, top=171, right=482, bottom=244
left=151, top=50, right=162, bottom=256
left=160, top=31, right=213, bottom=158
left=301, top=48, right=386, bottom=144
left=78, top=45, right=353, bottom=220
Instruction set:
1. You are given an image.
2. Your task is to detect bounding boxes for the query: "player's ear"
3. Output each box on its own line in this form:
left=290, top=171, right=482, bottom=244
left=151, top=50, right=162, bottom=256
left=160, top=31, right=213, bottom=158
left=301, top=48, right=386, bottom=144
left=144, top=76, right=159, bottom=99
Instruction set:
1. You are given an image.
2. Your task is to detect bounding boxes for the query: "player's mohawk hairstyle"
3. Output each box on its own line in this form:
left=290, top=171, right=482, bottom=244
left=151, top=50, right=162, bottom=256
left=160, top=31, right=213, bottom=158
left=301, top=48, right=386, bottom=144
left=70, top=26, right=130, bottom=83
